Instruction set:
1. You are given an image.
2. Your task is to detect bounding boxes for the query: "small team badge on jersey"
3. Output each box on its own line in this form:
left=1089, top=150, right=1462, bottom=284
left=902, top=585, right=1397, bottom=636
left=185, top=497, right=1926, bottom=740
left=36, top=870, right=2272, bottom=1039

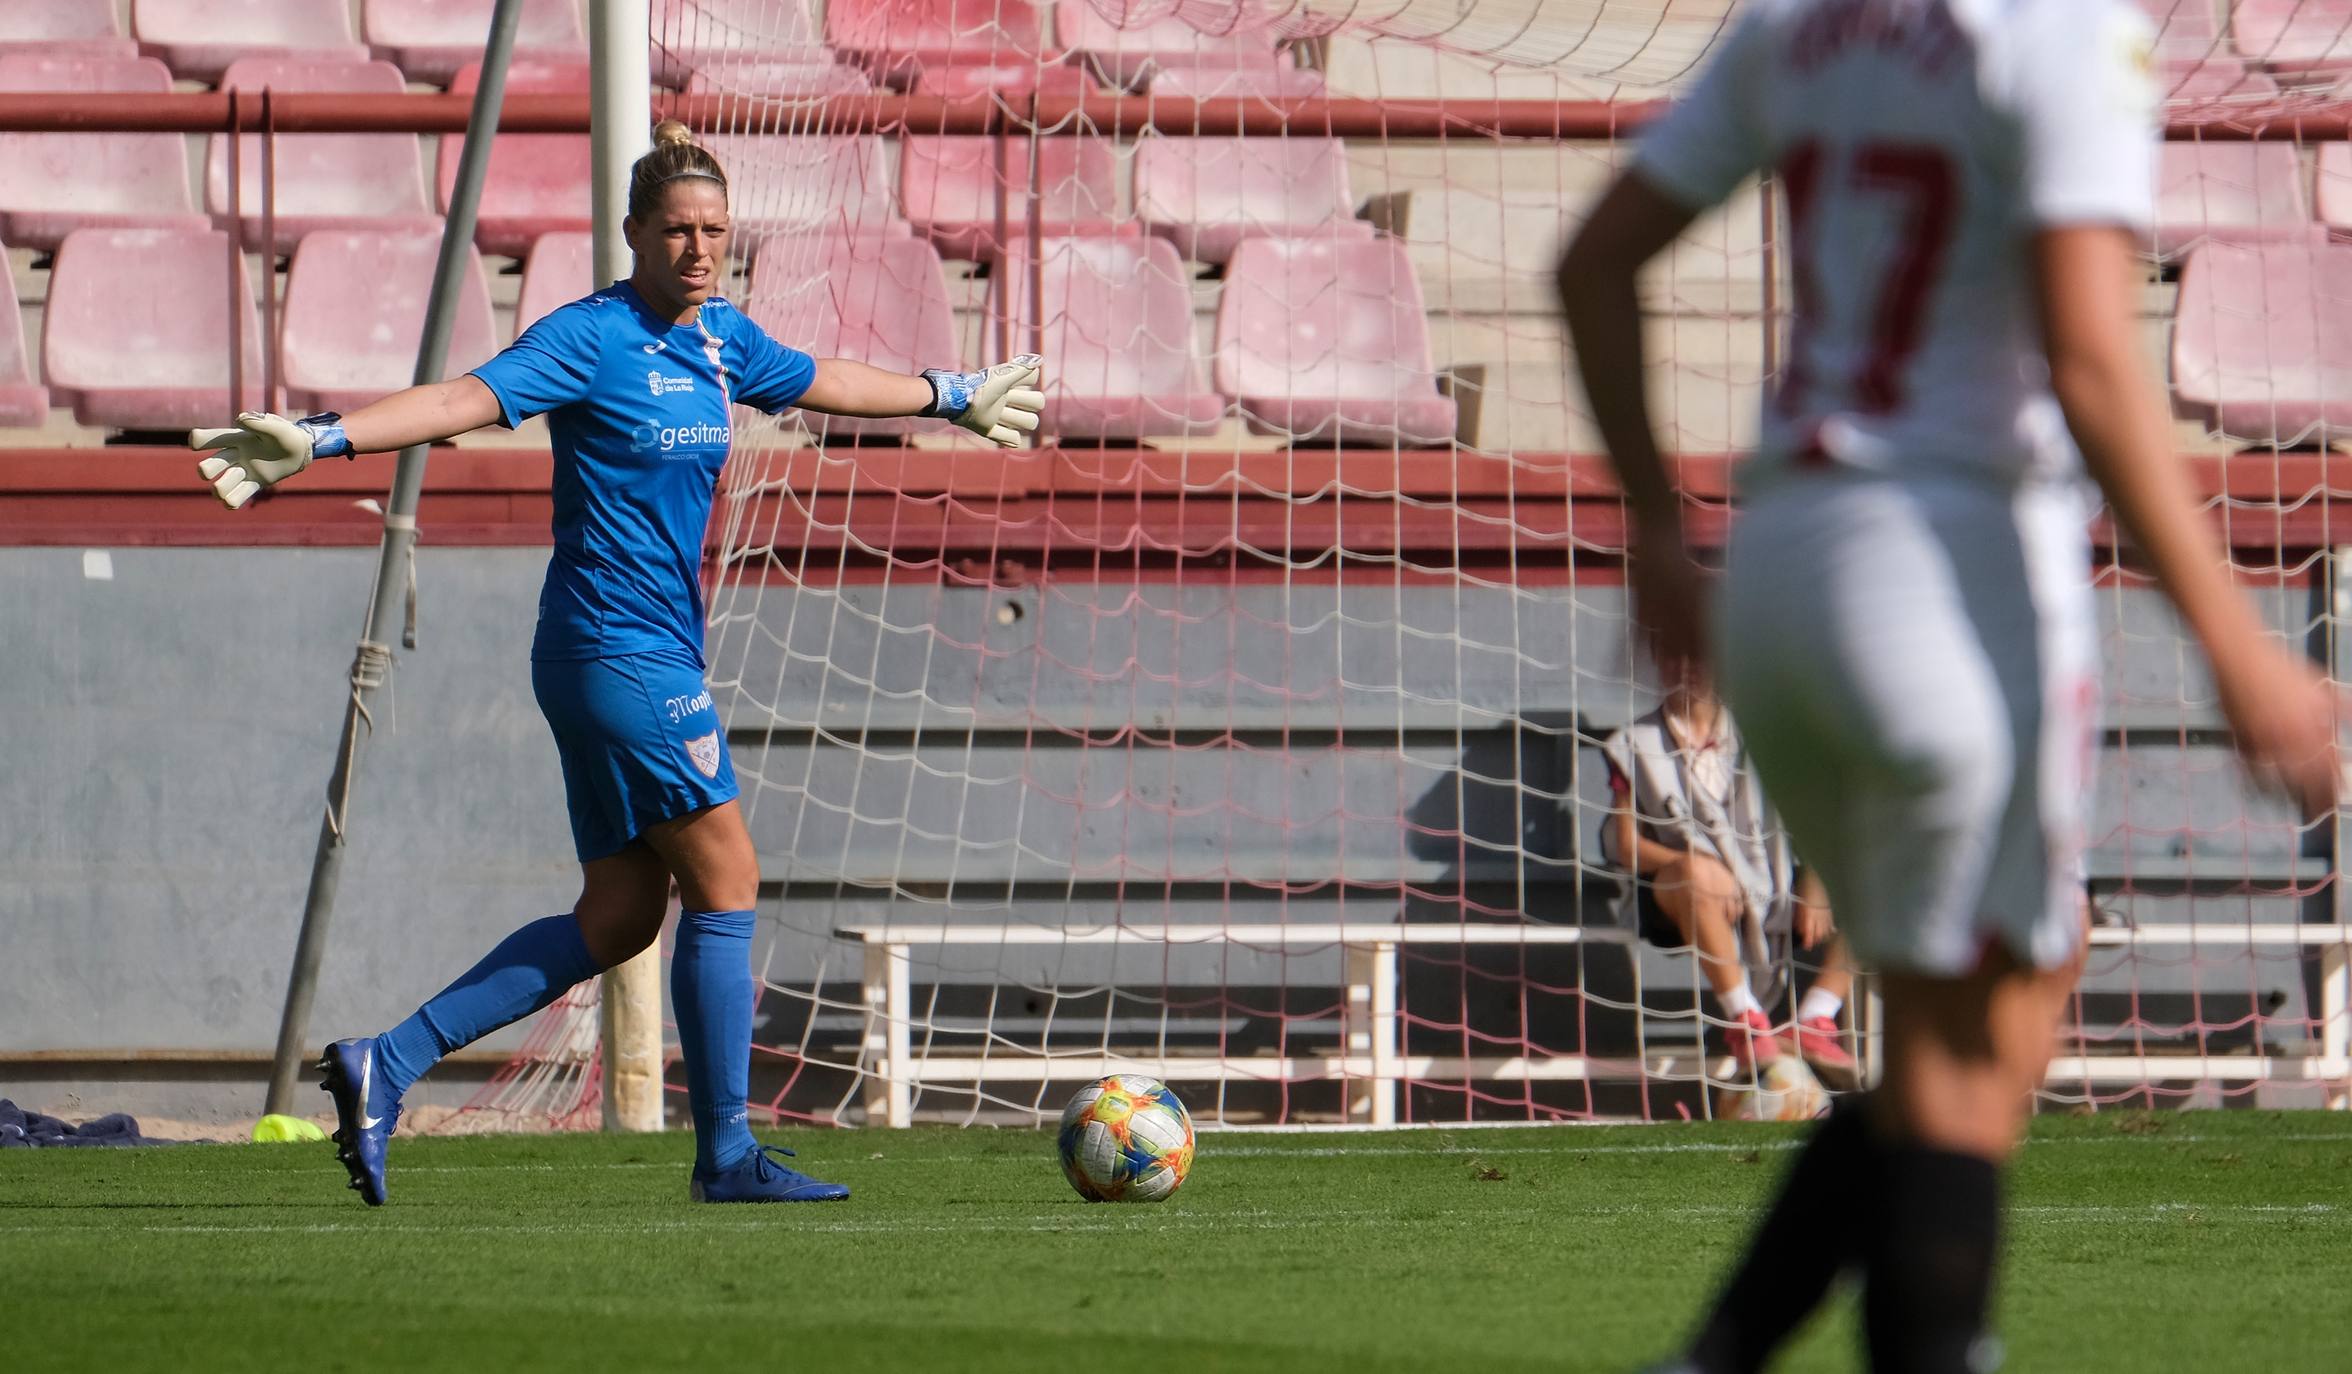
left=685, top=732, right=722, bottom=779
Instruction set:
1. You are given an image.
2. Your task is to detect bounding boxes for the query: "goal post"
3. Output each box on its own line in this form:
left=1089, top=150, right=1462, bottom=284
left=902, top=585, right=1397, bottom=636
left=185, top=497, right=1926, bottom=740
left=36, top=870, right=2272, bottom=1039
left=591, top=0, right=668, bottom=1136
left=442, top=0, right=2352, bottom=1132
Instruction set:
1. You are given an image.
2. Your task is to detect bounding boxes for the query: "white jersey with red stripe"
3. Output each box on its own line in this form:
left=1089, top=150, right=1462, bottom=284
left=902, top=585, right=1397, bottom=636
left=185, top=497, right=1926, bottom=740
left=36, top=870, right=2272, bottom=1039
left=1634, top=0, right=2158, bottom=487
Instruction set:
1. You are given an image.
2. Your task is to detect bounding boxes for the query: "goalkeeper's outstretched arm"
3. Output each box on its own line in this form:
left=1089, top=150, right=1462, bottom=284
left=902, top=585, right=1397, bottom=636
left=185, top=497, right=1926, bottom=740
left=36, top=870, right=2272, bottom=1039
left=796, top=354, right=1045, bottom=448
left=188, top=377, right=504, bottom=510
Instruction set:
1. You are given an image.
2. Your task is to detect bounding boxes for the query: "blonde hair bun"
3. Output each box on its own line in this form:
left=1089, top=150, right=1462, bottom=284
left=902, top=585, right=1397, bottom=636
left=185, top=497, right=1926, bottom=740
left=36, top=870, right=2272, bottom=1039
left=651, top=118, right=695, bottom=149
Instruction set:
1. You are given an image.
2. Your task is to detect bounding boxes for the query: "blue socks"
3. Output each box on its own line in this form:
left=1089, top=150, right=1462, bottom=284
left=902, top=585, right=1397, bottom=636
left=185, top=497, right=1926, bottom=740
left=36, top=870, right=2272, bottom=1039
left=374, top=914, right=603, bottom=1099
left=671, top=907, right=759, bottom=1174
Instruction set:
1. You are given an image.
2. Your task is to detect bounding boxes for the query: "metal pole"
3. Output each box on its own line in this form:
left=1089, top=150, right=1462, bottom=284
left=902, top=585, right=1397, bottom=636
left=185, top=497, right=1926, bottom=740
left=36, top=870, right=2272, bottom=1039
left=591, top=0, right=665, bottom=1136
left=264, top=0, right=530, bottom=1115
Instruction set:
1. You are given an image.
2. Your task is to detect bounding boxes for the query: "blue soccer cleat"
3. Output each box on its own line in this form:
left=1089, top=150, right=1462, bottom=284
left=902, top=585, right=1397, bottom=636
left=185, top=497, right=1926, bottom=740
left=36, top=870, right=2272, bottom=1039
left=318, top=1037, right=400, bottom=1207
left=690, top=1143, right=850, bottom=1203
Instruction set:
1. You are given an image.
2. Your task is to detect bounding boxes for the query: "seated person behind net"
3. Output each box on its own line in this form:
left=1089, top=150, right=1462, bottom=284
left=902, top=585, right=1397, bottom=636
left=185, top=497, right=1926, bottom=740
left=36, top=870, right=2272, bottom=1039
left=1601, top=677, right=1858, bottom=1090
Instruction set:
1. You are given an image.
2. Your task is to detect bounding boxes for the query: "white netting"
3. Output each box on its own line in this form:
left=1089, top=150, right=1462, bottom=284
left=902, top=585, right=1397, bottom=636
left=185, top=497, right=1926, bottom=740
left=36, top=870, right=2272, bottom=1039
left=461, top=0, right=2352, bottom=1129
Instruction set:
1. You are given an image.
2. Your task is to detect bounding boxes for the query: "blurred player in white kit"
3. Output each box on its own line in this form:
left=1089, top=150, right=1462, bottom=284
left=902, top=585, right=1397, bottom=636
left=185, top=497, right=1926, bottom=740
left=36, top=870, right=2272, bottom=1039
left=1557, top=1, right=2344, bottom=1370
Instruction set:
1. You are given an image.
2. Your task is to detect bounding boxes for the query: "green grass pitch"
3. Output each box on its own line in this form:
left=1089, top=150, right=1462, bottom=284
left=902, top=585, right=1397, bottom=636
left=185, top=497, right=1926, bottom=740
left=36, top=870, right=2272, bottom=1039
left=5, top=1111, right=2348, bottom=1371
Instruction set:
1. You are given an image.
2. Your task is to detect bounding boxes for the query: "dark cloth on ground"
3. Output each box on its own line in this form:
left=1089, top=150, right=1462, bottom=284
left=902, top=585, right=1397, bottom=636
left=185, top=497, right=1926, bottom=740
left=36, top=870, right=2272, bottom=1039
left=0, top=1098, right=163, bottom=1147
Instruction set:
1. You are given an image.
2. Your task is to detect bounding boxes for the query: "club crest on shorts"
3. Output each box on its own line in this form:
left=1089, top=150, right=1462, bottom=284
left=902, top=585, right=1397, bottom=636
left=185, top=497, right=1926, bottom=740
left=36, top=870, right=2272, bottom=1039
left=684, top=731, right=722, bottom=779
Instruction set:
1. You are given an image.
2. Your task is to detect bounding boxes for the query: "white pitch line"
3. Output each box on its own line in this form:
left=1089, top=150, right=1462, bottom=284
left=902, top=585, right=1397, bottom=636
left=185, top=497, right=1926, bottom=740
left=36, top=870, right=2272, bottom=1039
left=0, top=1202, right=2334, bottom=1240
left=383, top=1128, right=2352, bottom=1173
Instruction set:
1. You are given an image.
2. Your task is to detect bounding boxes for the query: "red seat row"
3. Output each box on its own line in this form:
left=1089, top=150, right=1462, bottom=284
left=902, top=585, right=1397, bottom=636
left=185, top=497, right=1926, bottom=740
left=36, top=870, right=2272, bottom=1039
left=2141, top=0, right=2352, bottom=83
left=0, top=0, right=1298, bottom=92
left=738, top=230, right=1453, bottom=445
left=7, top=226, right=2350, bottom=451
left=2, top=220, right=1456, bottom=446
left=0, top=54, right=1355, bottom=265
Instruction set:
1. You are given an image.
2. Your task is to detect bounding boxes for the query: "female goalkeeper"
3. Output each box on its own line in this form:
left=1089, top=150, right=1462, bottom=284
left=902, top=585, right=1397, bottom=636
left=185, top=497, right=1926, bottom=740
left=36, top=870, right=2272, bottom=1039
left=192, top=120, right=1044, bottom=1206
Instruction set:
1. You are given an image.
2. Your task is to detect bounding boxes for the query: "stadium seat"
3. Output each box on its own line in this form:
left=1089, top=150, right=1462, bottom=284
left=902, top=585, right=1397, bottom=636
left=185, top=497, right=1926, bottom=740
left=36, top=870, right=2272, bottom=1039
left=1055, top=5, right=1283, bottom=89
left=2318, top=143, right=2352, bottom=239
left=1214, top=236, right=1457, bottom=447
left=681, top=61, right=874, bottom=95
left=651, top=0, right=828, bottom=88
left=990, top=235, right=1223, bottom=440
left=709, top=133, right=909, bottom=253
left=280, top=228, right=501, bottom=415
left=0, top=54, right=206, bottom=251
left=43, top=226, right=262, bottom=428
left=826, top=0, right=1052, bottom=88
left=2161, top=58, right=2281, bottom=102
left=516, top=231, right=598, bottom=333
left=364, top=0, right=589, bottom=87
left=131, top=0, right=369, bottom=83
left=2171, top=239, right=2352, bottom=447
left=1148, top=63, right=1326, bottom=98
left=207, top=58, right=438, bottom=252
left=900, top=134, right=1122, bottom=260
left=2234, top=0, right=2352, bottom=76
left=0, top=0, right=138, bottom=57
left=745, top=233, right=958, bottom=439
left=1134, top=135, right=1368, bottom=265
left=440, top=59, right=594, bottom=258
left=909, top=63, right=1095, bottom=97
left=2138, top=0, right=2224, bottom=70
left=2149, top=143, right=2317, bottom=262
left=0, top=247, right=49, bottom=428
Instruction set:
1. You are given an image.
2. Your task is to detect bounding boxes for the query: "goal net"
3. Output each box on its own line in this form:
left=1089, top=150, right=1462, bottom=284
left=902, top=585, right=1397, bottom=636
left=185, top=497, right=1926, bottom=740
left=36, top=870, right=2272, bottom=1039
left=453, top=0, right=2351, bottom=1132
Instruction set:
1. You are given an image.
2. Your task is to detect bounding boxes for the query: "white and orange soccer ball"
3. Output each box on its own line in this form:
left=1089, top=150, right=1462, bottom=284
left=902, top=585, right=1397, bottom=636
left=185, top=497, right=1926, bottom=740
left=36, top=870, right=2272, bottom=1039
left=1056, top=1074, right=1195, bottom=1203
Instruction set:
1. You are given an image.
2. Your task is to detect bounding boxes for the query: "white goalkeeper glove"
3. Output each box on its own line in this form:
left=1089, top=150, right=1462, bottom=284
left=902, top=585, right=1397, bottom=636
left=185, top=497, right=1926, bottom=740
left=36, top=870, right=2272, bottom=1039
left=920, top=354, right=1045, bottom=447
left=189, top=411, right=352, bottom=510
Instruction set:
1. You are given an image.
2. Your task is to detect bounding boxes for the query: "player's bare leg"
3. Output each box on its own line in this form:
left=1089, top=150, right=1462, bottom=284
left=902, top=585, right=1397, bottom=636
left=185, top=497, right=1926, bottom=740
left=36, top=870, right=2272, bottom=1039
left=1653, top=853, right=1783, bottom=1068
left=639, top=800, right=846, bottom=1202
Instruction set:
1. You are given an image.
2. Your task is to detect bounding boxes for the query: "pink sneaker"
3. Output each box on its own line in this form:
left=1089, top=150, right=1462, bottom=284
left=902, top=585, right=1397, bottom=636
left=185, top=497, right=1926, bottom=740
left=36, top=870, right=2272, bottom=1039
left=1795, top=1015, right=1861, bottom=1093
left=1723, top=1008, right=1785, bottom=1071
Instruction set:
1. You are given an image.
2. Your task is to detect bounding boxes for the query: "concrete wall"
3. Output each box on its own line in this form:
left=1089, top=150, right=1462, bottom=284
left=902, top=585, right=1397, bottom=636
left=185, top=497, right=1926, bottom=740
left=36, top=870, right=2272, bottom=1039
left=1, top=547, right=2334, bottom=1121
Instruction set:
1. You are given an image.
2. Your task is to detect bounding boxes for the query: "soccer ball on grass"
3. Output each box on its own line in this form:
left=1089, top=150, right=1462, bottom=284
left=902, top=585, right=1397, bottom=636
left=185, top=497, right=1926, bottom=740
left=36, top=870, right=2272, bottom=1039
left=1057, top=1074, right=1194, bottom=1202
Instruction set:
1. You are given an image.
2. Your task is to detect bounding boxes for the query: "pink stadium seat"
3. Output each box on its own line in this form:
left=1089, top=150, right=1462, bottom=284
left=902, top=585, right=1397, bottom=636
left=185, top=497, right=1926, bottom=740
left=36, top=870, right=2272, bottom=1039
left=992, top=235, right=1223, bottom=439
left=2234, top=0, right=2352, bottom=76
left=0, top=0, right=139, bottom=57
left=681, top=62, right=873, bottom=95
left=516, top=231, right=598, bottom=333
left=650, top=0, right=828, bottom=88
left=745, top=233, right=958, bottom=439
left=44, top=226, right=262, bottom=428
left=0, top=250, right=49, bottom=428
left=440, top=59, right=594, bottom=258
left=280, top=228, right=500, bottom=415
left=2317, top=143, right=2352, bottom=238
left=131, top=0, right=368, bottom=83
left=826, top=0, right=1052, bottom=88
left=2171, top=239, right=2352, bottom=446
left=1135, top=135, right=1367, bottom=265
left=909, top=63, right=1095, bottom=97
left=2149, top=143, right=2316, bottom=262
left=2138, top=0, right=2223, bottom=70
left=1056, top=4, right=1282, bottom=89
left=900, top=135, right=1122, bottom=260
left=365, top=0, right=588, bottom=87
left=2160, top=58, right=2280, bottom=102
left=1215, top=236, right=1457, bottom=447
left=207, top=58, right=437, bottom=251
left=0, top=54, right=206, bottom=251
left=1148, top=63, right=1326, bottom=98
left=711, top=133, right=908, bottom=252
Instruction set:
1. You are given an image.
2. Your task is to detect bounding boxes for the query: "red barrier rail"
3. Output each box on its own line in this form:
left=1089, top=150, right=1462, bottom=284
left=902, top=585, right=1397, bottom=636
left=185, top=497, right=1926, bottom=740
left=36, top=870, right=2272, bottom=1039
left=0, top=92, right=2342, bottom=139
left=6, top=449, right=2344, bottom=564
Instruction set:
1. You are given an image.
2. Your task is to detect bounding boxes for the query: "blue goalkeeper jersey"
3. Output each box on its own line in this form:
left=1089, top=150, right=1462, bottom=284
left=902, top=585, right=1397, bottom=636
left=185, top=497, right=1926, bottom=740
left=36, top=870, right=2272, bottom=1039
left=470, top=281, right=815, bottom=664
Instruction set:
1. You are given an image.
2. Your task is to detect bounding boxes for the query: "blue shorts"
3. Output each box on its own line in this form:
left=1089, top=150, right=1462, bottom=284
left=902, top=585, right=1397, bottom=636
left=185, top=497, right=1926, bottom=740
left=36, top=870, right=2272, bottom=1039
left=531, top=650, right=738, bottom=862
